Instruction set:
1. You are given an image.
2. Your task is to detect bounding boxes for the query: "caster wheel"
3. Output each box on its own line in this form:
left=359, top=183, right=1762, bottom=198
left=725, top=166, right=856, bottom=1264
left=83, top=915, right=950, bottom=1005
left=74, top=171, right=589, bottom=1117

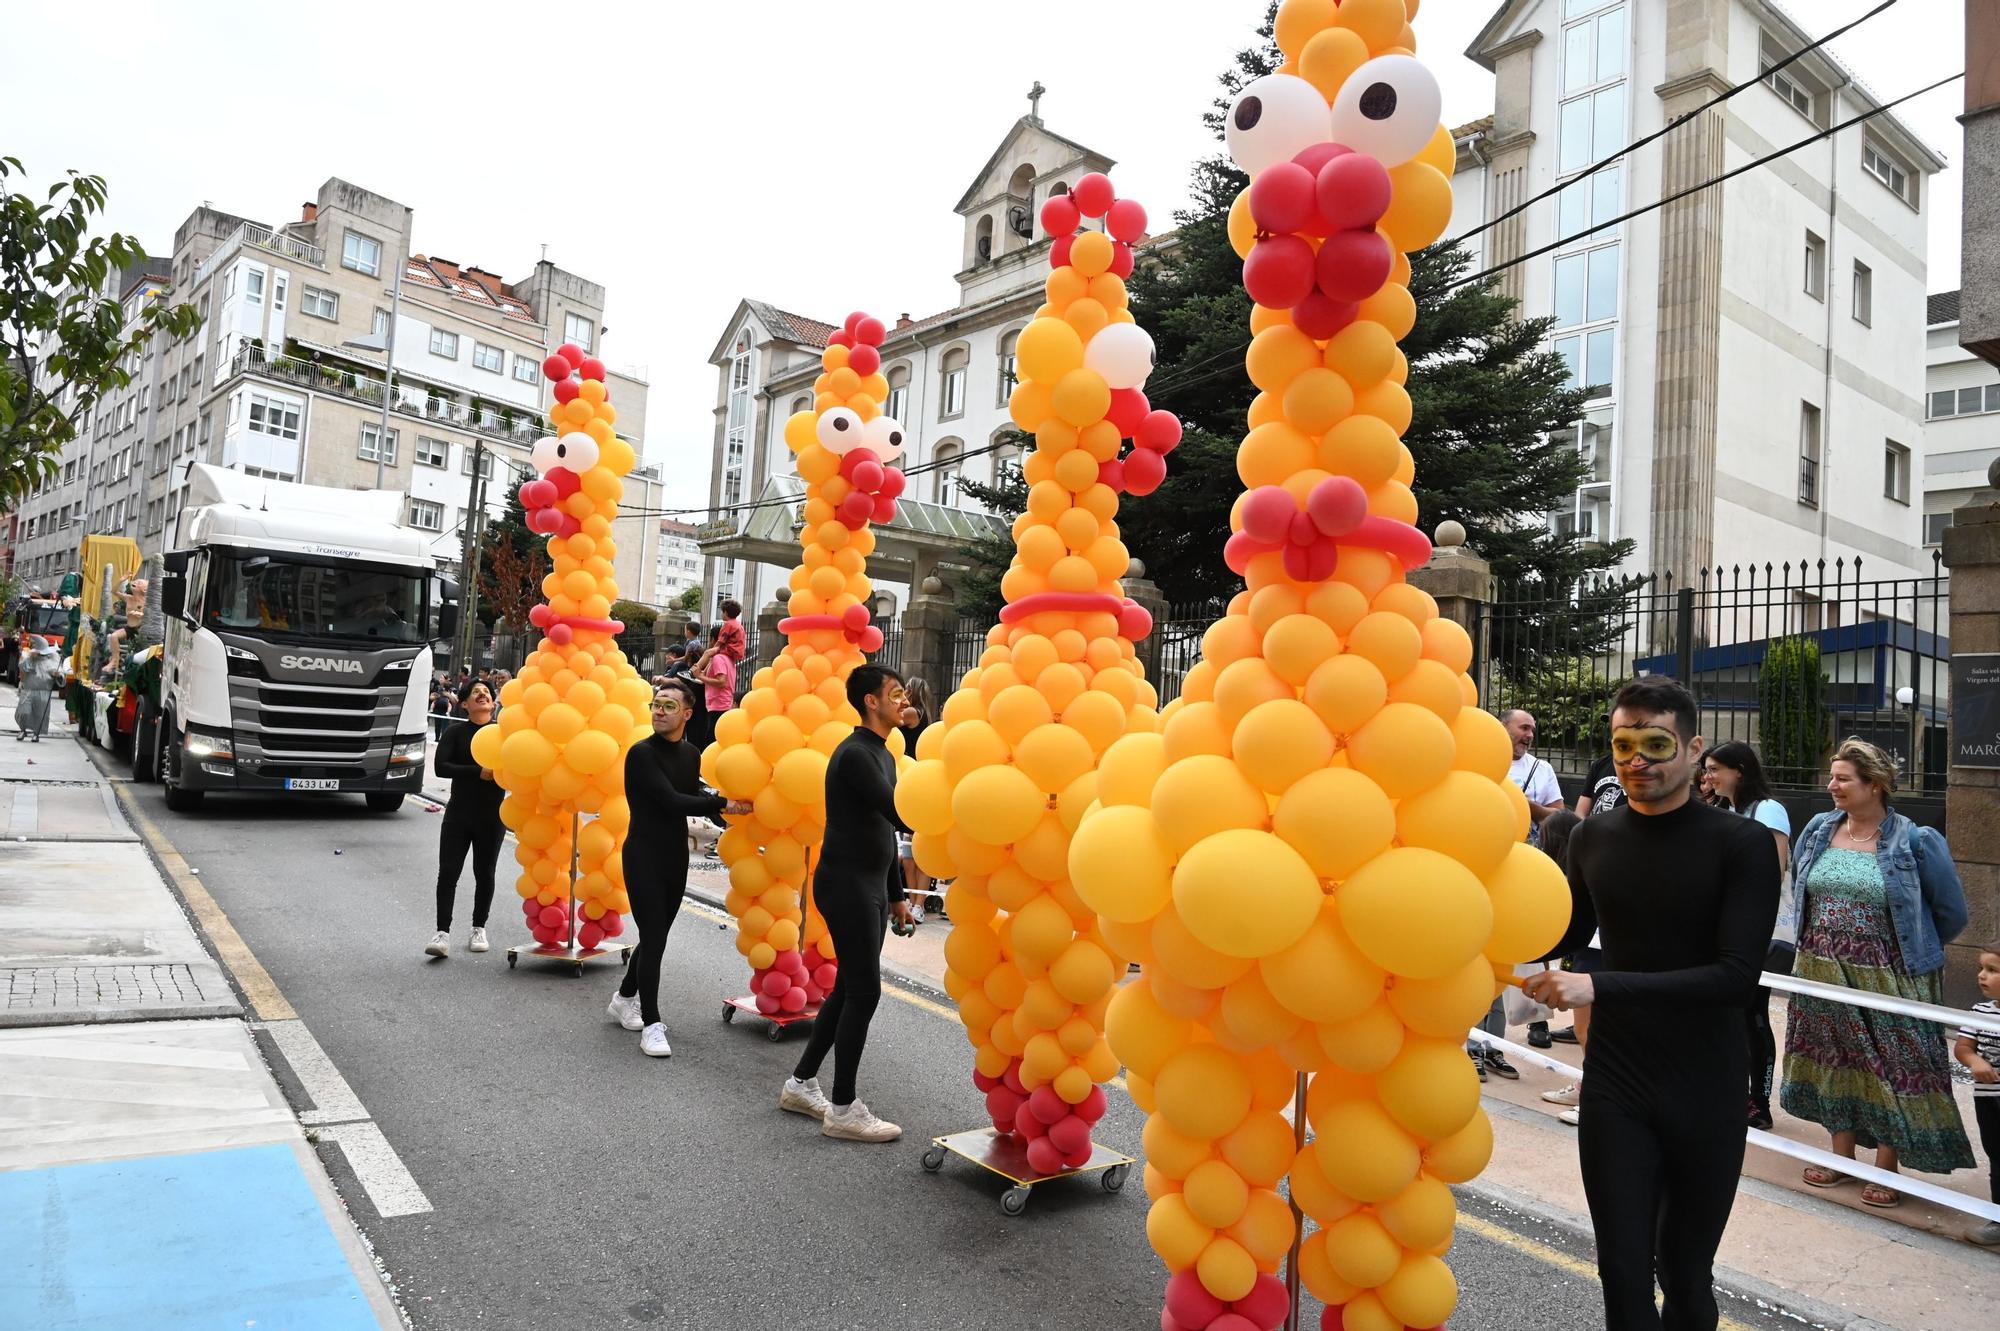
left=622, top=946, right=634, bottom=962
left=1101, top=1164, right=1129, bottom=1193
left=766, top=1023, right=784, bottom=1043
left=507, top=955, right=518, bottom=969
left=573, top=963, right=585, bottom=978
left=920, top=1146, right=946, bottom=1173
left=722, top=1005, right=737, bottom=1025
left=1000, top=1187, right=1030, bottom=1216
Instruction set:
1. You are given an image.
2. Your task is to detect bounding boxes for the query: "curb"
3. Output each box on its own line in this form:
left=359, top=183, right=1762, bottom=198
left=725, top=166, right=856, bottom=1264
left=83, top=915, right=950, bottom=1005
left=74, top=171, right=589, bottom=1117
left=0, top=1000, right=242, bottom=1029
left=683, top=879, right=954, bottom=1005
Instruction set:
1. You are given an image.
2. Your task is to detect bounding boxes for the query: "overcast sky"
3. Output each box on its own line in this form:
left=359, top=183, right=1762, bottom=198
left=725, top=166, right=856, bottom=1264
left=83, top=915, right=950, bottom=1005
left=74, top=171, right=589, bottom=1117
left=2, top=0, right=1965, bottom=509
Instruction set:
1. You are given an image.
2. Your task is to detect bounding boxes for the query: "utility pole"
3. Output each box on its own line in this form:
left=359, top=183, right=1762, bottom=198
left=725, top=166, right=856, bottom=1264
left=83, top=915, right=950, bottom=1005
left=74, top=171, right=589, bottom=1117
left=457, top=440, right=488, bottom=670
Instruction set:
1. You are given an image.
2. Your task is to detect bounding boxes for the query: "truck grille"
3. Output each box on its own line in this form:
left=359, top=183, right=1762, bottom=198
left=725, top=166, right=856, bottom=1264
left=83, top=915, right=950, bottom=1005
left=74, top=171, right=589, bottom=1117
left=227, top=675, right=398, bottom=767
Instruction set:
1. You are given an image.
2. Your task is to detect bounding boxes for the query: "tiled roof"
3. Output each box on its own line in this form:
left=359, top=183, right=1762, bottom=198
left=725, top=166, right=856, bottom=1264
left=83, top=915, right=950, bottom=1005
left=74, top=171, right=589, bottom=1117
left=764, top=306, right=840, bottom=349
left=1928, top=290, right=1960, bottom=327
left=1452, top=116, right=1495, bottom=139
left=406, top=255, right=538, bottom=325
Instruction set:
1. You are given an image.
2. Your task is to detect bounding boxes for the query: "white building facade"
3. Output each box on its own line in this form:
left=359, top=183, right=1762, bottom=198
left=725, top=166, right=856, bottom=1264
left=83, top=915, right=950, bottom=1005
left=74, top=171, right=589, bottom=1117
left=656, top=519, right=701, bottom=605
left=1922, top=290, right=2000, bottom=547
left=1455, top=0, right=1943, bottom=586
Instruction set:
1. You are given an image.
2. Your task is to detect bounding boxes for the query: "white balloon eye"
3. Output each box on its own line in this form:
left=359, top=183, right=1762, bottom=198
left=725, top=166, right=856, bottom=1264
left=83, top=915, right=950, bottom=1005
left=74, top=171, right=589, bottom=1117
left=817, top=407, right=864, bottom=454
left=1084, top=323, right=1155, bottom=391
left=530, top=435, right=561, bottom=474
left=861, top=415, right=906, bottom=461
left=1226, top=74, right=1333, bottom=178
left=550, top=431, right=599, bottom=473
left=1331, top=56, right=1442, bottom=168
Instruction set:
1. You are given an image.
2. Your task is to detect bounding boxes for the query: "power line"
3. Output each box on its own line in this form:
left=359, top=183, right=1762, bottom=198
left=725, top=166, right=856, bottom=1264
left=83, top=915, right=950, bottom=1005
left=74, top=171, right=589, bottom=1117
left=1458, top=0, right=1902, bottom=244
left=610, top=437, right=1019, bottom=521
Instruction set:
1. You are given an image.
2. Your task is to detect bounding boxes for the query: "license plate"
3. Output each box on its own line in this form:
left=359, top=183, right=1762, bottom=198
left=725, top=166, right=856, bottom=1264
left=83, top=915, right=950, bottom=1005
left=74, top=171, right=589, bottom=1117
left=285, top=779, right=341, bottom=791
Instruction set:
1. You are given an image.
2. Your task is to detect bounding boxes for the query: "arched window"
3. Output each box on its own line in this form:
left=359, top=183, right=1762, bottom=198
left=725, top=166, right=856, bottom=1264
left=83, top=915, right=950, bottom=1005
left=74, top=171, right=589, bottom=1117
left=997, top=328, right=1021, bottom=405
left=790, top=394, right=811, bottom=417
left=1008, top=164, right=1037, bottom=197
left=933, top=439, right=964, bottom=503
left=990, top=429, right=1021, bottom=486
left=884, top=363, right=911, bottom=423
left=1007, top=165, right=1037, bottom=239
left=975, top=215, right=994, bottom=264
left=939, top=346, right=968, bottom=420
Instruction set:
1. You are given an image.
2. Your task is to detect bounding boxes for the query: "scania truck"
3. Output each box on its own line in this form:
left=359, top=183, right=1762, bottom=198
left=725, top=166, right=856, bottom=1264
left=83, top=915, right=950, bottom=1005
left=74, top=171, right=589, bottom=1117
left=149, top=464, right=456, bottom=812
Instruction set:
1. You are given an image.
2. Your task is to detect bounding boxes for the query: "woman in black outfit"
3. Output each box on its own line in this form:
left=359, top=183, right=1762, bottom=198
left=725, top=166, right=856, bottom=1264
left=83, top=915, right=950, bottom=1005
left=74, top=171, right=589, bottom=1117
left=607, top=678, right=749, bottom=1058
left=426, top=682, right=504, bottom=959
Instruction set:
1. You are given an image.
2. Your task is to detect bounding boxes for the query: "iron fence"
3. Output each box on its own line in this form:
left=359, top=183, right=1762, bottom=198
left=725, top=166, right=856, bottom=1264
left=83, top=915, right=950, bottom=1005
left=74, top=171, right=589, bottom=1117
left=1154, top=600, right=1227, bottom=706
left=873, top=616, right=904, bottom=676
left=1476, top=554, right=1950, bottom=791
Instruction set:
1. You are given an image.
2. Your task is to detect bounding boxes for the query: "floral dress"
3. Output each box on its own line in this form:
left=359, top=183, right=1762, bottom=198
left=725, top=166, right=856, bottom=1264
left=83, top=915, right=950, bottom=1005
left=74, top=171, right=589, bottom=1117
left=1780, top=847, right=1973, bottom=1173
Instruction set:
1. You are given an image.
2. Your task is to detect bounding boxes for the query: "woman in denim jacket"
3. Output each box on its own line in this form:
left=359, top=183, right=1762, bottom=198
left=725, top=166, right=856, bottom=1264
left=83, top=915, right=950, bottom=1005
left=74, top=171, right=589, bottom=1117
left=1782, top=738, right=1972, bottom=1206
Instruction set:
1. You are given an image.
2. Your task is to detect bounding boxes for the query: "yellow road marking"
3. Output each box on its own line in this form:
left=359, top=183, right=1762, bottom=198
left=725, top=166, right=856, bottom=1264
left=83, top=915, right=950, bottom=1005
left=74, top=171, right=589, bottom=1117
left=1457, top=1212, right=1756, bottom=1331
left=113, top=782, right=298, bottom=1021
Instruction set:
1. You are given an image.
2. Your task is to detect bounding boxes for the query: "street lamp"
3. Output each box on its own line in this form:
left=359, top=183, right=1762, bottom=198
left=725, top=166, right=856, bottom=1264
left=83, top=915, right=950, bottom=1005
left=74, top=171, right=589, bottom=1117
left=1895, top=684, right=1918, bottom=786
left=340, top=262, right=405, bottom=491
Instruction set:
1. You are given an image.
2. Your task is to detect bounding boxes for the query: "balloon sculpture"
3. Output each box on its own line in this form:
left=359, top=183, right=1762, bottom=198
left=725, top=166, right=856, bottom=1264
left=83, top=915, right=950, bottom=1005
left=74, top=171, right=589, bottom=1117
left=474, top=345, right=656, bottom=951
left=702, top=314, right=909, bottom=1017
left=893, top=172, right=1180, bottom=1178
left=1065, top=4, right=1573, bottom=1330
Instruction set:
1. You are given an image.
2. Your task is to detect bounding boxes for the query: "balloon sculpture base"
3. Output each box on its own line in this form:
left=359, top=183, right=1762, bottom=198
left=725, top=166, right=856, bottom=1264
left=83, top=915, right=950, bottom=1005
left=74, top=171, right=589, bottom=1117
left=505, top=940, right=633, bottom=978
left=721, top=994, right=822, bottom=1043
left=918, top=1127, right=1133, bottom=1216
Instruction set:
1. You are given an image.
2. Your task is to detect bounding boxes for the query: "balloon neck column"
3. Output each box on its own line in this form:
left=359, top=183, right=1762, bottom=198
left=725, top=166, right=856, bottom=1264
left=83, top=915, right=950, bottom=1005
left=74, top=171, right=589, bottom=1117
left=894, top=171, right=1183, bottom=1179
left=475, top=345, right=656, bottom=954
left=1067, top=4, right=1575, bottom=1331
left=702, top=313, right=909, bottom=1018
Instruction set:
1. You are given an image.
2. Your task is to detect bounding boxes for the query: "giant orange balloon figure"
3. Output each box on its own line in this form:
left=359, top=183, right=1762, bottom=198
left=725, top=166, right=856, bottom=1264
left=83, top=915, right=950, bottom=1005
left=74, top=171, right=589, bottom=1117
left=893, top=172, right=1180, bottom=1183
left=702, top=313, right=909, bottom=1019
left=1066, top=3, right=1572, bottom=1330
left=474, top=345, right=656, bottom=952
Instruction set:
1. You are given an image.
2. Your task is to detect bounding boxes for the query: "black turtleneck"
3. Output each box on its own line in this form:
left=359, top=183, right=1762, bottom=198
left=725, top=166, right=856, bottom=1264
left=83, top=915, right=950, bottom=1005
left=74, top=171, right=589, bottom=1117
left=818, top=725, right=912, bottom=894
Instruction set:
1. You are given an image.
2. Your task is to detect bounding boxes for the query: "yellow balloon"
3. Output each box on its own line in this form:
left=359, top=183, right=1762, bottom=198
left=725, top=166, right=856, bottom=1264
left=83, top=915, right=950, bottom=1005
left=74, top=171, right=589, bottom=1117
left=536, top=702, right=586, bottom=744
left=1337, top=847, right=1493, bottom=980
left=1146, top=1194, right=1213, bottom=1270
left=1183, top=1159, right=1250, bottom=1229
left=1070, top=804, right=1174, bottom=923
left=1173, top=829, right=1322, bottom=960
left=894, top=759, right=954, bottom=836
left=1149, top=753, right=1269, bottom=856
left=1220, top=1112, right=1296, bottom=1190
left=1345, top=701, right=1454, bottom=800
left=1107, top=980, right=1195, bottom=1083
left=1421, top=1109, right=1494, bottom=1184
left=1196, top=1237, right=1258, bottom=1303
left=1272, top=767, right=1395, bottom=881
left=469, top=725, right=504, bottom=768
left=772, top=747, right=828, bottom=806
left=500, top=729, right=557, bottom=778
left=1311, top=1100, right=1419, bottom=1202
left=1326, top=1211, right=1402, bottom=1289
left=1381, top=1253, right=1459, bottom=1329
left=1097, top=732, right=1168, bottom=807
left=951, top=763, right=1046, bottom=846
left=1156, top=1044, right=1253, bottom=1140
left=1014, top=723, right=1094, bottom=794
left=1484, top=841, right=1574, bottom=963
left=1377, top=1036, right=1482, bottom=1142
left=1232, top=698, right=1334, bottom=795
left=1378, top=1174, right=1457, bottom=1251
left=1261, top=902, right=1385, bottom=1023
left=1386, top=953, right=1502, bottom=1039
left=1395, top=770, right=1519, bottom=876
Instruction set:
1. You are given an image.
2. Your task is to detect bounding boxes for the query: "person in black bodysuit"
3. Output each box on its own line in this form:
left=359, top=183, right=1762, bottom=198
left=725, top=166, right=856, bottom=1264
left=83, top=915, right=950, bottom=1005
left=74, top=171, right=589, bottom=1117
left=427, top=682, right=504, bottom=959
left=1524, top=677, right=1779, bottom=1331
left=778, top=664, right=915, bottom=1142
left=607, top=678, right=749, bottom=1058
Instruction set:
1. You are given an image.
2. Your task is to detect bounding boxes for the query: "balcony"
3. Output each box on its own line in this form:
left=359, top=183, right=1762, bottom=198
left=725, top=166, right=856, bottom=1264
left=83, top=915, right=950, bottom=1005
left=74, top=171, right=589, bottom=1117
left=224, top=342, right=545, bottom=448
left=194, top=223, right=328, bottom=288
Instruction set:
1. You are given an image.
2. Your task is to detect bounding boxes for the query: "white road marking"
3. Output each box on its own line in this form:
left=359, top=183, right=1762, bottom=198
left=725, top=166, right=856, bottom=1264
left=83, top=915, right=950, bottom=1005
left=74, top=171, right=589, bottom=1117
left=0, top=1074, right=269, bottom=1111
left=318, top=1121, right=434, bottom=1218
left=257, top=1018, right=367, bottom=1125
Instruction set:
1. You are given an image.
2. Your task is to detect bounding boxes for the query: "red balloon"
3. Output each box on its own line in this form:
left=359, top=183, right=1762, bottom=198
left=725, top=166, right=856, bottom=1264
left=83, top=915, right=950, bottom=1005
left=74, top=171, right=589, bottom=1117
left=844, top=311, right=868, bottom=336
left=1051, top=235, right=1074, bottom=269
left=578, top=924, right=605, bottom=950
left=756, top=992, right=780, bottom=1015
left=1320, top=1307, right=1345, bottom=1331
left=1249, top=160, right=1318, bottom=235
left=1284, top=540, right=1338, bottom=583
left=1161, top=1310, right=1191, bottom=1331
left=1135, top=410, right=1182, bottom=453
left=1109, top=241, right=1135, bottom=280
left=1290, top=512, right=1319, bottom=547
left=848, top=344, right=881, bottom=376
left=972, top=1070, right=1001, bottom=1093
left=554, top=513, right=581, bottom=539
left=776, top=950, right=804, bottom=974
left=812, top=963, right=838, bottom=989
left=1232, top=1274, right=1289, bottom=1329
left=858, top=625, right=884, bottom=653
left=871, top=497, right=897, bottom=525
left=1072, top=172, right=1116, bottom=218
left=878, top=468, right=906, bottom=499
left=1097, top=458, right=1125, bottom=492
left=779, top=987, right=808, bottom=1013
left=850, top=459, right=885, bottom=492
left=599, top=913, right=623, bottom=938
left=579, top=356, right=607, bottom=381
left=538, top=905, right=567, bottom=930
left=1118, top=601, right=1154, bottom=641
left=839, top=449, right=868, bottom=480
left=556, top=342, right=585, bottom=366
left=1107, top=388, right=1150, bottom=437
left=1317, top=152, right=1393, bottom=232
left=553, top=379, right=580, bottom=404
left=1315, top=228, right=1394, bottom=303
left=541, top=354, right=572, bottom=382
left=1002, top=1061, right=1026, bottom=1095
left=841, top=602, right=871, bottom=631
left=839, top=491, right=874, bottom=524
left=528, top=508, right=562, bottom=534
left=1243, top=235, right=1316, bottom=309
left=1025, top=1136, right=1064, bottom=1177
left=1295, top=141, right=1348, bottom=176
left=828, top=331, right=853, bottom=349
left=1166, top=1270, right=1225, bottom=1329
left=1209, top=1317, right=1261, bottom=1331
left=1041, top=194, right=1081, bottom=236
left=1292, top=291, right=1359, bottom=340
left=760, top=970, right=790, bottom=998
left=1309, top=476, right=1369, bottom=536
left=855, top=315, right=886, bottom=346
left=1048, top=1115, right=1090, bottom=1155
left=1241, top=486, right=1297, bottom=544
left=547, top=623, right=574, bottom=646
left=1026, top=1086, right=1066, bottom=1125
left=985, top=1087, right=1023, bottom=1122
left=550, top=468, right=582, bottom=497
left=1124, top=447, right=1167, bottom=496
left=1106, top=197, right=1148, bottom=243
left=529, top=604, right=555, bottom=629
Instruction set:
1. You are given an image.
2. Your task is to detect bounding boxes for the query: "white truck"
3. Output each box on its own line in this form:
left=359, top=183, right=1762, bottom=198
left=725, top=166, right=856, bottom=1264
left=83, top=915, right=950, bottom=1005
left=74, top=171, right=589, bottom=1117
left=148, top=464, right=457, bottom=812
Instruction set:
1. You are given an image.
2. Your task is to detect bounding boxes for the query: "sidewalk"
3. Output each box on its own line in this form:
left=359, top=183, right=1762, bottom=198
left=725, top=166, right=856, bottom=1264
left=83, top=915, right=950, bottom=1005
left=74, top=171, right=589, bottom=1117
left=0, top=685, right=403, bottom=1330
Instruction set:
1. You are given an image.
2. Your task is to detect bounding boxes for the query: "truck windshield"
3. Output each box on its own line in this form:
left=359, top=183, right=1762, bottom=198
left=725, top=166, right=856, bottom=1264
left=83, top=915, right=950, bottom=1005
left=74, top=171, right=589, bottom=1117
left=27, top=606, right=67, bottom=635
left=205, top=554, right=427, bottom=644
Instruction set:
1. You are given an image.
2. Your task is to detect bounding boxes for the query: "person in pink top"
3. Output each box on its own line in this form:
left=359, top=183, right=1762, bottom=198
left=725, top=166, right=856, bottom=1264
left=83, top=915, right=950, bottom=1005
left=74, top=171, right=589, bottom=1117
left=715, top=597, right=746, bottom=663
left=692, top=624, right=737, bottom=736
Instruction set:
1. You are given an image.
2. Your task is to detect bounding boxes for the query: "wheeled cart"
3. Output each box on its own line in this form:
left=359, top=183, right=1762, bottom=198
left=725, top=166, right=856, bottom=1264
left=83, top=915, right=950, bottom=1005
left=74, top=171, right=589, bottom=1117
left=919, top=1126, right=1133, bottom=1215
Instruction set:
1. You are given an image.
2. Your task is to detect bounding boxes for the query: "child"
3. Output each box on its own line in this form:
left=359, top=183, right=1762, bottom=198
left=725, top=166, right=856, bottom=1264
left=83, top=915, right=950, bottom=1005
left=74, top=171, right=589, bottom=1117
left=716, top=598, right=746, bottom=663
left=1956, top=940, right=2000, bottom=1246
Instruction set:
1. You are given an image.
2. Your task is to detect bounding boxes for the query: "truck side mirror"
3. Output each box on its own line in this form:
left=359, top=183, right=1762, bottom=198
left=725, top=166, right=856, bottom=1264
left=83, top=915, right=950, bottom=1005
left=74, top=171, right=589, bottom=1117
left=160, top=574, right=185, bottom=620
left=435, top=601, right=459, bottom=641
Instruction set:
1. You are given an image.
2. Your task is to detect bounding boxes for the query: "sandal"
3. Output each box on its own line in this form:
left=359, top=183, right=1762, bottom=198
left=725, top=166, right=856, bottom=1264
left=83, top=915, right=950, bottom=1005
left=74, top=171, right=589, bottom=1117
left=1802, top=1165, right=1849, bottom=1188
left=1859, top=1183, right=1901, bottom=1208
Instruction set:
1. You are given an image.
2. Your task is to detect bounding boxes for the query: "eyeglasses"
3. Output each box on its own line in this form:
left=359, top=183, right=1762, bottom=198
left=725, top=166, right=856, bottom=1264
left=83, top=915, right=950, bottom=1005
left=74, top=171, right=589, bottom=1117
left=651, top=697, right=684, bottom=714
left=1610, top=728, right=1681, bottom=765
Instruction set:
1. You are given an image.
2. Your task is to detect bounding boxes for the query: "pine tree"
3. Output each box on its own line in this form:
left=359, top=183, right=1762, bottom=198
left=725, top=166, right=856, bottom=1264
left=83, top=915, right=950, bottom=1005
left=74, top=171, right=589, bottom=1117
left=477, top=466, right=547, bottom=633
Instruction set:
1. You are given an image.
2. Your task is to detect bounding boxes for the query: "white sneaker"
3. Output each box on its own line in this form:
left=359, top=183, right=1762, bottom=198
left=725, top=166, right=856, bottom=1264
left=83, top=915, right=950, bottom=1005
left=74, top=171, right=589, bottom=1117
left=607, top=992, right=644, bottom=1031
left=468, top=927, right=490, bottom=953
left=424, top=930, right=450, bottom=958
left=779, top=1076, right=833, bottom=1120
left=1541, top=1081, right=1581, bottom=1107
left=821, top=1099, right=901, bottom=1142
left=639, top=1022, right=672, bottom=1058
left=1559, top=1106, right=1581, bottom=1127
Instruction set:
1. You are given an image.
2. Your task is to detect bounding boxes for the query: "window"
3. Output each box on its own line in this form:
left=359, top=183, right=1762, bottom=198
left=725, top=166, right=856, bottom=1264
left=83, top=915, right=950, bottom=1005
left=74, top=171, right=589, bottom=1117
left=1928, top=388, right=1955, bottom=418
left=1760, top=33, right=1828, bottom=128
left=429, top=329, right=459, bottom=358
left=1925, top=512, right=1953, bottom=546
left=407, top=499, right=444, bottom=531
left=1933, top=383, right=2000, bottom=418
left=1862, top=140, right=1916, bottom=207
left=513, top=355, right=539, bottom=383
left=246, top=393, right=300, bottom=441
left=272, top=274, right=287, bottom=312
left=1883, top=440, right=1910, bottom=504
left=998, top=329, right=1021, bottom=404
left=885, top=364, right=910, bottom=423
left=415, top=436, right=450, bottom=467
left=1797, top=403, right=1822, bottom=508
left=301, top=286, right=339, bottom=319
left=564, top=312, right=594, bottom=352
left=940, top=346, right=968, bottom=419
left=461, top=448, right=496, bottom=480
left=1847, top=261, right=1873, bottom=327
left=359, top=422, right=399, bottom=464
left=933, top=440, right=965, bottom=501
left=473, top=342, right=504, bottom=373
left=1561, top=3, right=1625, bottom=95
left=1557, top=165, right=1622, bottom=242
left=1552, top=243, right=1619, bottom=400
left=244, top=269, right=264, bottom=306
left=1803, top=231, right=1826, bottom=300
left=372, top=308, right=390, bottom=337
left=343, top=231, right=382, bottom=276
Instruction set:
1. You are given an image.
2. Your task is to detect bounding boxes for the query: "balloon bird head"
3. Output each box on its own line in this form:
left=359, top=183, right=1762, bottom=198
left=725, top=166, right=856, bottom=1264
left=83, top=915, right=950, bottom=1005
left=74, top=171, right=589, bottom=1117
left=519, top=343, right=637, bottom=645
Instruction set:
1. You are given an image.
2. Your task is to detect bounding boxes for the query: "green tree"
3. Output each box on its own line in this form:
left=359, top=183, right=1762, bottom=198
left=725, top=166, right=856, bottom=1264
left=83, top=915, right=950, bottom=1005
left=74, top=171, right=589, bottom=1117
left=1760, top=636, right=1829, bottom=786
left=1, top=159, right=203, bottom=508
left=675, top=583, right=703, bottom=613
left=476, top=467, right=546, bottom=632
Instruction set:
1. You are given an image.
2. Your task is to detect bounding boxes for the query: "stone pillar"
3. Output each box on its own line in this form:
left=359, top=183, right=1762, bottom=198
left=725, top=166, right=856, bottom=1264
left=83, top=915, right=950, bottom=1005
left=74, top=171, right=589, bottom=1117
left=1960, top=0, right=2000, bottom=366
left=756, top=592, right=786, bottom=673
left=1122, top=560, right=1170, bottom=687
left=1940, top=481, right=2000, bottom=1004
left=900, top=577, right=959, bottom=704
left=1407, top=522, right=1493, bottom=678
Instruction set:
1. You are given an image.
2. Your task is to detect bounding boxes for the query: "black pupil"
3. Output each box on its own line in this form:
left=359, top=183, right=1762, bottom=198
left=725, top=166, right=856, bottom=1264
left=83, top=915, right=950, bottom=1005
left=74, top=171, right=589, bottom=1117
left=1360, top=82, right=1398, bottom=121
left=834, top=417, right=850, bottom=431
left=1234, top=96, right=1263, bottom=132
left=889, top=432, right=902, bottom=445
left=556, top=443, right=566, bottom=457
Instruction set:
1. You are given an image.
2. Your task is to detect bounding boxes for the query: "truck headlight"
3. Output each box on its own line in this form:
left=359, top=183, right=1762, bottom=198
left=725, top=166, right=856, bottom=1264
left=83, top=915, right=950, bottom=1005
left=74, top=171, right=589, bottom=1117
left=390, top=739, right=427, bottom=765
left=184, top=730, right=233, bottom=760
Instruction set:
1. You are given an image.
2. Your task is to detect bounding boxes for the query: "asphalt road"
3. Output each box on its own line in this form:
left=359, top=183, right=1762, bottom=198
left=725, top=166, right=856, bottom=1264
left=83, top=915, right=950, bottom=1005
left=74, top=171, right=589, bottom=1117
left=125, top=783, right=1821, bottom=1331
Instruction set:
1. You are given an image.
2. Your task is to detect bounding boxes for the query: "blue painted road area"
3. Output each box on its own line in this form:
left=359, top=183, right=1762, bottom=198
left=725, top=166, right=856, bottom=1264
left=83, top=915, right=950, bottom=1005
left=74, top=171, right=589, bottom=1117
left=0, top=1142, right=383, bottom=1330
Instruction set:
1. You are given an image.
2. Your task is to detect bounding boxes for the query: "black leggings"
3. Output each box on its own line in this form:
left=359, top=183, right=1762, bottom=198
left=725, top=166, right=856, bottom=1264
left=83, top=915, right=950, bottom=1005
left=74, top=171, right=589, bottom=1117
left=1579, top=1093, right=1745, bottom=1330
left=792, top=879, right=888, bottom=1106
left=1977, top=1097, right=1999, bottom=1204
left=617, top=849, right=690, bottom=1026
left=435, top=816, right=503, bottom=931
left=1745, top=942, right=1796, bottom=1114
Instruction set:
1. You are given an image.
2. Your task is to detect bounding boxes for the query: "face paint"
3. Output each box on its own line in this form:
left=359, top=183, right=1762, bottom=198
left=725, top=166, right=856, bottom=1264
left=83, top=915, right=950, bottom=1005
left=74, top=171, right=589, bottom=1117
left=1610, top=726, right=1680, bottom=766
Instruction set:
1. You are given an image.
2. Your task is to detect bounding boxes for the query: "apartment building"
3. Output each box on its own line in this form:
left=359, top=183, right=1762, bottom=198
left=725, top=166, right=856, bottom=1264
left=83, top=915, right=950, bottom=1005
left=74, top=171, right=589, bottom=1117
left=1922, top=290, right=2000, bottom=547
left=656, top=519, right=701, bottom=606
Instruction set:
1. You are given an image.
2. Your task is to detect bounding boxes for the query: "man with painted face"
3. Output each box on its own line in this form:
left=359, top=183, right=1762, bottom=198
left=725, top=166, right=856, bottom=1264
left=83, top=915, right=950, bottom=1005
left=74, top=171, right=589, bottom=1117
left=779, top=663, right=916, bottom=1143
left=1523, top=676, right=1780, bottom=1331
left=607, top=678, right=751, bottom=1058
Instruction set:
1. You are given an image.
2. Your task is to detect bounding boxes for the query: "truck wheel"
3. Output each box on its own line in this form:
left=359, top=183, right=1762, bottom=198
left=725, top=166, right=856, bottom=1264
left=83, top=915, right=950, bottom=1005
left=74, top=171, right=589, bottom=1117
left=162, top=724, right=204, bottom=811
left=132, top=709, right=157, bottom=782
left=365, top=793, right=405, bottom=813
